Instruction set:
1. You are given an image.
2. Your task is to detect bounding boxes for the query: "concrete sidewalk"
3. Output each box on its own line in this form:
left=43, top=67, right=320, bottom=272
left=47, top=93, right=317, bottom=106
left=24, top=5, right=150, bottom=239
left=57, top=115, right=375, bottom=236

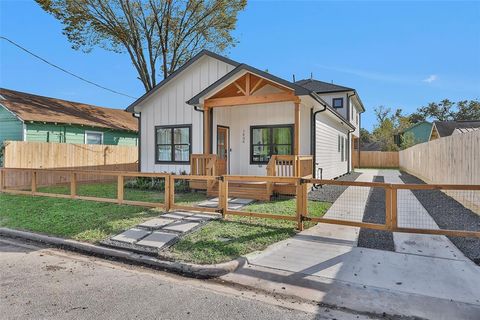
left=222, top=169, right=480, bottom=319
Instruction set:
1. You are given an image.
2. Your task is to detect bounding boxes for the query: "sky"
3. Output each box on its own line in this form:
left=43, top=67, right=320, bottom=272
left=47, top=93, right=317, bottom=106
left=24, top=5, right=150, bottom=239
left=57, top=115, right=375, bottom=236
left=1, top=0, right=479, bottom=131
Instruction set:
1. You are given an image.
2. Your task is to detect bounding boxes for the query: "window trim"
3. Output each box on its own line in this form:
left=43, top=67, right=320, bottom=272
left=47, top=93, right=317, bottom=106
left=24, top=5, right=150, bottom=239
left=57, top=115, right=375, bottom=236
left=154, top=124, right=192, bottom=164
left=250, top=124, right=294, bottom=165
left=333, top=98, right=344, bottom=109
left=84, top=130, right=104, bottom=145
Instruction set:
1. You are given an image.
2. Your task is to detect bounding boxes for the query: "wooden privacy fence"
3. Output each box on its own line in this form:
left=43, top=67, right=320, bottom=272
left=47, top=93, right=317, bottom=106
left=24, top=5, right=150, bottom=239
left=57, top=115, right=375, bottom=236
left=1, top=168, right=479, bottom=239
left=399, top=131, right=480, bottom=214
left=2, top=141, right=138, bottom=188
left=353, top=151, right=399, bottom=168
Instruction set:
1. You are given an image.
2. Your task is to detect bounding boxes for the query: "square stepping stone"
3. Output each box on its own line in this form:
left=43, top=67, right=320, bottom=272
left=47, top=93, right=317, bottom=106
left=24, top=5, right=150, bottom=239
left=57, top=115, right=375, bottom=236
left=111, top=228, right=150, bottom=244
left=230, top=198, right=254, bottom=205
left=136, top=231, right=178, bottom=249
left=162, top=212, right=193, bottom=220
left=138, top=218, right=174, bottom=229
left=162, top=220, right=200, bottom=233
left=197, top=200, right=219, bottom=208
left=185, top=213, right=218, bottom=221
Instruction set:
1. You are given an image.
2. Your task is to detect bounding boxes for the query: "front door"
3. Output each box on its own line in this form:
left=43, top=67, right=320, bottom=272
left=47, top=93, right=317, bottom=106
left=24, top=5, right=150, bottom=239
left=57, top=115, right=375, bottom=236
left=217, top=126, right=229, bottom=175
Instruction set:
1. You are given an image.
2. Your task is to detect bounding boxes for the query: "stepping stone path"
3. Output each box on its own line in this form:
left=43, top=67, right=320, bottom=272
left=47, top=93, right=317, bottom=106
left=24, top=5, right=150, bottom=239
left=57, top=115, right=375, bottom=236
left=105, top=211, right=221, bottom=252
left=197, top=197, right=254, bottom=210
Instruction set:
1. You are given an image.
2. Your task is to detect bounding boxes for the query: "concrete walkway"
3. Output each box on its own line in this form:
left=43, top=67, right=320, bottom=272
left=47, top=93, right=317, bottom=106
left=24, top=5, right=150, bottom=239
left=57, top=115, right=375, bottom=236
left=223, top=169, right=480, bottom=319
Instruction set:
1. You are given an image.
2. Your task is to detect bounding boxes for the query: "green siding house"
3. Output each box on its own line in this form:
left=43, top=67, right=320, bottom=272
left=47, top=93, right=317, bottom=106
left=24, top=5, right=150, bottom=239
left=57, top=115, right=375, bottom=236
left=395, top=121, right=432, bottom=147
left=0, top=88, right=138, bottom=146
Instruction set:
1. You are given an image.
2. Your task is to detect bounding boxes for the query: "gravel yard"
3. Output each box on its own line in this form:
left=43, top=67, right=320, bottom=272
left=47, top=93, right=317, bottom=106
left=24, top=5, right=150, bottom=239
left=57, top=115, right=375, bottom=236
left=308, top=171, right=361, bottom=203
left=357, top=176, right=395, bottom=251
left=399, top=171, right=480, bottom=265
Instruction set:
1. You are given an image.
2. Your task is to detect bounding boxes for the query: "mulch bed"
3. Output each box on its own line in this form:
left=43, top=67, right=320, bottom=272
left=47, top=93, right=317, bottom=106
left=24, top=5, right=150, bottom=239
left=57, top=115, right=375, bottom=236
left=399, top=172, right=480, bottom=265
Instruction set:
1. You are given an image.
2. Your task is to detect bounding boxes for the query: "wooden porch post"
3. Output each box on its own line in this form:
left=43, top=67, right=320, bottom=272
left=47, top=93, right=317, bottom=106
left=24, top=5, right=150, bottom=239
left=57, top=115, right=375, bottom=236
left=204, top=106, right=210, bottom=154
left=294, top=101, right=300, bottom=155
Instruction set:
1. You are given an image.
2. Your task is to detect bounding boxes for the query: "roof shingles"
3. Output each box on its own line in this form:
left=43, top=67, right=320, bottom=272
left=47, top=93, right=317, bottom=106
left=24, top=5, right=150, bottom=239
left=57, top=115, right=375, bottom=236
left=0, top=88, right=138, bottom=132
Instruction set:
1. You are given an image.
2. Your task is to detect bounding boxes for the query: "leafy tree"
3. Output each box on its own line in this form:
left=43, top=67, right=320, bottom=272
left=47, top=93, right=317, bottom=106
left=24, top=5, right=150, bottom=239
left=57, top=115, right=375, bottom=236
left=416, top=99, right=456, bottom=121
left=400, top=131, right=416, bottom=150
left=36, top=0, right=247, bottom=92
left=360, top=128, right=371, bottom=144
left=456, top=100, right=480, bottom=120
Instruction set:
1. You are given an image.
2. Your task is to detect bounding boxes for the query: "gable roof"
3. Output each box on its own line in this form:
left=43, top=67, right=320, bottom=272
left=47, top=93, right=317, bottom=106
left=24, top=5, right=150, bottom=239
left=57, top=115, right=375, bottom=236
left=296, top=78, right=365, bottom=112
left=185, top=64, right=355, bottom=130
left=433, top=120, right=480, bottom=137
left=125, top=50, right=241, bottom=112
left=399, top=121, right=432, bottom=134
left=186, top=63, right=311, bottom=106
left=295, top=79, right=354, bottom=93
left=0, top=88, right=138, bottom=132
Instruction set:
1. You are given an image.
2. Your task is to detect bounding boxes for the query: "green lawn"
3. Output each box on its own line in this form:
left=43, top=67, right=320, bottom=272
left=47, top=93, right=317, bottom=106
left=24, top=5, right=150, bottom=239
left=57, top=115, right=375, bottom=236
left=38, top=182, right=206, bottom=205
left=168, top=197, right=330, bottom=264
left=0, top=193, right=157, bottom=242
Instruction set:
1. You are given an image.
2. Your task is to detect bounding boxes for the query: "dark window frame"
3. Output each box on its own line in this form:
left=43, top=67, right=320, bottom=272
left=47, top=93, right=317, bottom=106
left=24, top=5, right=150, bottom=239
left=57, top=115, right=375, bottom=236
left=333, top=98, right=344, bottom=109
left=154, top=124, right=192, bottom=164
left=250, top=124, right=294, bottom=165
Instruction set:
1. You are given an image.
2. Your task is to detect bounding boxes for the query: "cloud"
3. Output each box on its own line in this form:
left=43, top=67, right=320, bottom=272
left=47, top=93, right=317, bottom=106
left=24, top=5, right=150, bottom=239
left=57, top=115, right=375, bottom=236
left=423, top=74, right=438, bottom=83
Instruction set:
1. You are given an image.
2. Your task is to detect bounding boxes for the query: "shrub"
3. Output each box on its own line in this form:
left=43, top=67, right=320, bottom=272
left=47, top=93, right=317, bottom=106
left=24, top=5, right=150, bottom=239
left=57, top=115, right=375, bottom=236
left=124, top=171, right=191, bottom=193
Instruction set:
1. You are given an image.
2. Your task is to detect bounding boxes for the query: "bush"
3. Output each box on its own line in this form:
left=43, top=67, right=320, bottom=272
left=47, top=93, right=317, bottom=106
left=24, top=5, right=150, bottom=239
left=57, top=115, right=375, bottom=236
left=124, top=171, right=191, bottom=193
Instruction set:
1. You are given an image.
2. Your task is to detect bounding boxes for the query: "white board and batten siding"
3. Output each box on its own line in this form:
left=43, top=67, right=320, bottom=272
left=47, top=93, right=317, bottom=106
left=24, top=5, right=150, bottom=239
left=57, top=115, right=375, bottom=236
left=137, top=55, right=236, bottom=173
left=315, top=112, right=350, bottom=179
left=213, top=102, right=311, bottom=175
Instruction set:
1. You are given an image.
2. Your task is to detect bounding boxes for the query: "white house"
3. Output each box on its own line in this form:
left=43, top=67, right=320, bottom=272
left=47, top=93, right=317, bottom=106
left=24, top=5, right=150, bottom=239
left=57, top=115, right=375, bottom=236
left=126, top=50, right=364, bottom=197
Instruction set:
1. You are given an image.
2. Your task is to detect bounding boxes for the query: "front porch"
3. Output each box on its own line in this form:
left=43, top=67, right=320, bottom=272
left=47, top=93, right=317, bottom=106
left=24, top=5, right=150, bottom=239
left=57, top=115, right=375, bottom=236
left=189, top=154, right=313, bottom=200
left=186, top=70, right=315, bottom=200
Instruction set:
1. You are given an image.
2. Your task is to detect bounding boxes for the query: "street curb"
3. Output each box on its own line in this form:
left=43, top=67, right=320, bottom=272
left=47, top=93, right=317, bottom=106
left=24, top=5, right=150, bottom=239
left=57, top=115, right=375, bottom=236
left=0, top=227, right=246, bottom=278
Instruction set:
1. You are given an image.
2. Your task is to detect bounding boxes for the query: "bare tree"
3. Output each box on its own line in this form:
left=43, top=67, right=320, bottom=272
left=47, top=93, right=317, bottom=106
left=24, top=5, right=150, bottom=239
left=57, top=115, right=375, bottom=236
left=36, top=0, right=247, bottom=92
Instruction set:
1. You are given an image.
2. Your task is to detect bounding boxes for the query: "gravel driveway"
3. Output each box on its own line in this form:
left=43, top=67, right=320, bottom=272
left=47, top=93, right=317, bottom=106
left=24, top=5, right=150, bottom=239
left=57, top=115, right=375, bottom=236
left=399, top=171, right=480, bottom=265
left=308, top=172, right=361, bottom=203
left=357, top=176, right=394, bottom=251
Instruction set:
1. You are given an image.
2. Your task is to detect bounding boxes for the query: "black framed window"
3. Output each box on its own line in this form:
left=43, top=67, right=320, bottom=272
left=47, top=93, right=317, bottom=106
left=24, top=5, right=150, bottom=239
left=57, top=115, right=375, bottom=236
left=155, top=125, right=191, bottom=163
left=250, top=125, right=293, bottom=164
left=333, top=98, right=344, bottom=108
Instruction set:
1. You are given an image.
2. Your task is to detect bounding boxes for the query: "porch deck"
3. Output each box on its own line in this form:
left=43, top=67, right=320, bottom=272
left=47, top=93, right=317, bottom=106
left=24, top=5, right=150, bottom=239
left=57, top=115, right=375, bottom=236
left=189, top=154, right=313, bottom=200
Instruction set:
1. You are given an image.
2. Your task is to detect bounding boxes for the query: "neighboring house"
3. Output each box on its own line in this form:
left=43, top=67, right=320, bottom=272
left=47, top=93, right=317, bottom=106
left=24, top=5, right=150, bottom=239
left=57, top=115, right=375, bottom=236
left=429, top=120, right=480, bottom=140
left=0, top=88, right=138, bottom=146
left=126, top=50, right=364, bottom=181
left=360, top=141, right=384, bottom=151
left=394, top=121, right=432, bottom=147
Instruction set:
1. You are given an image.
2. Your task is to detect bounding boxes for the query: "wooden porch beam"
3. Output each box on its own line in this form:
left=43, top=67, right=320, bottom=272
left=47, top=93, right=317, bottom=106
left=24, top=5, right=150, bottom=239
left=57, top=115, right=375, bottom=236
left=233, top=81, right=246, bottom=95
left=250, top=78, right=264, bottom=95
left=203, top=106, right=210, bottom=154
left=246, top=73, right=251, bottom=96
left=205, top=92, right=300, bottom=108
left=294, top=101, right=300, bottom=155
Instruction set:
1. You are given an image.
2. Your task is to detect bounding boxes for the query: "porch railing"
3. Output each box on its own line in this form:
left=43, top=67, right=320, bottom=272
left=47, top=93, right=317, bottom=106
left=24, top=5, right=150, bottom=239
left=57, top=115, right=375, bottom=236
left=266, top=155, right=313, bottom=178
left=191, top=154, right=218, bottom=176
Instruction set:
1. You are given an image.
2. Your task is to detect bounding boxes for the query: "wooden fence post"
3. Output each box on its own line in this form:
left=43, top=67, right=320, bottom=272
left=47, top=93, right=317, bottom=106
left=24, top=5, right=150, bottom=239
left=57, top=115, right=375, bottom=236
left=117, top=175, right=124, bottom=204
left=391, top=187, right=398, bottom=231
left=169, top=175, right=175, bottom=210
left=70, top=172, right=77, bottom=198
left=164, top=175, right=171, bottom=212
left=219, top=177, right=228, bottom=219
left=31, top=170, right=37, bottom=194
left=296, top=179, right=307, bottom=231
left=0, top=169, right=4, bottom=191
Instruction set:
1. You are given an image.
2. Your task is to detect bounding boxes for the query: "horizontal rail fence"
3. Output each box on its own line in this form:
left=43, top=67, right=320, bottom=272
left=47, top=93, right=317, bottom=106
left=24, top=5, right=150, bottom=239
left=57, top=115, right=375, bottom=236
left=169, top=174, right=219, bottom=215
left=0, top=168, right=167, bottom=209
left=1, top=168, right=479, bottom=238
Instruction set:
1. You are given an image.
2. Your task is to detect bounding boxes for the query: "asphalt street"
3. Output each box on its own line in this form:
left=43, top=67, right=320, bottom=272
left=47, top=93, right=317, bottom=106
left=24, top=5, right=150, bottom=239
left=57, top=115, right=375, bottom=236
left=0, top=237, right=375, bottom=320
